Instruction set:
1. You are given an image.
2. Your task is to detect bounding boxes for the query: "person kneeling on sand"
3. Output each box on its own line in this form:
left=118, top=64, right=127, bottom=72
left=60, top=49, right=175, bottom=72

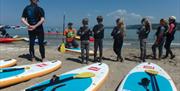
left=63, top=22, right=79, bottom=48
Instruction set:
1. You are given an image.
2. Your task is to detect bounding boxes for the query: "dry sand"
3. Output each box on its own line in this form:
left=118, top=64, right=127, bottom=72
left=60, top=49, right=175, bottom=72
left=0, top=43, right=180, bottom=91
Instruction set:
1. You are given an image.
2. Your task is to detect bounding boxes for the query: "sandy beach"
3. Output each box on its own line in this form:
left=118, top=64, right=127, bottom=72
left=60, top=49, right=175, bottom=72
left=0, top=42, right=180, bottom=91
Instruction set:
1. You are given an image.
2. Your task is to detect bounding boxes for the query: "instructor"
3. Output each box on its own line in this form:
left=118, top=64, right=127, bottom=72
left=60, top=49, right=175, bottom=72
left=21, top=0, right=45, bottom=62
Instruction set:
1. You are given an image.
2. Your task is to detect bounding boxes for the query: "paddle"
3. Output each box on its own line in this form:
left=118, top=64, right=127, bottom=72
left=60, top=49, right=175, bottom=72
left=58, top=39, right=66, bottom=53
left=145, top=69, right=160, bottom=91
left=26, top=72, right=95, bottom=91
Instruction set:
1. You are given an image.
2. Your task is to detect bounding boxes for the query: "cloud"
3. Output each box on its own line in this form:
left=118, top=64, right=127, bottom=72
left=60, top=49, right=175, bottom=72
left=107, top=9, right=155, bottom=20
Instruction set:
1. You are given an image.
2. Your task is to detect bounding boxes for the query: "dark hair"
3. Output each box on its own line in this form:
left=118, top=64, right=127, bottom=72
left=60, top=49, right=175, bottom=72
left=82, top=18, right=89, bottom=25
left=116, top=18, right=120, bottom=24
left=68, top=22, right=73, bottom=26
left=97, top=16, right=103, bottom=22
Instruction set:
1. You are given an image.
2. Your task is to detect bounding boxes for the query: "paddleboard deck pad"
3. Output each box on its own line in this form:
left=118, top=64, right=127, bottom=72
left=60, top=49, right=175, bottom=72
left=0, top=59, right=17, bottom=68
left=0, top=60, right=62, bottom=88
left=66, top=48, right=94, bottom=56
left=117, top=62, right=177, bottom=91
left=25, top=63, right=109, bottom=91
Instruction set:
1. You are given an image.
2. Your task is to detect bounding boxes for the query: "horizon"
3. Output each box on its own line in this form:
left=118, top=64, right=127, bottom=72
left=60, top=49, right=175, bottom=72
left=0, top=0, right=180, bottom=27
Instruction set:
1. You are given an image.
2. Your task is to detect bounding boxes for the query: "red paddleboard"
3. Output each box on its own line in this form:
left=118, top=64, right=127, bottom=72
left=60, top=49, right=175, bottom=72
left=0, top=38, right=16, bottom=43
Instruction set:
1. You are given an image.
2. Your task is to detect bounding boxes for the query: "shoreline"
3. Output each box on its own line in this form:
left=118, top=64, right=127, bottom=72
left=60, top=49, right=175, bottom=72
left=0, top=44, right=180, bottom=91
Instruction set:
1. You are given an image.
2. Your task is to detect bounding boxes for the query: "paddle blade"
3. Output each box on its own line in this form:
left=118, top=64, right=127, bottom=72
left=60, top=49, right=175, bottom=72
left=145, top=69, right=158, bottom=75
left=59, top=43, right=66, bottom=53
left=73, top=72, right=95, bottom=78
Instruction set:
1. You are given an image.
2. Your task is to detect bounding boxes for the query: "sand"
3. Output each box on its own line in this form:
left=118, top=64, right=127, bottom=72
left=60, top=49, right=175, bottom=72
left=0, top=42, right=180, bottom=91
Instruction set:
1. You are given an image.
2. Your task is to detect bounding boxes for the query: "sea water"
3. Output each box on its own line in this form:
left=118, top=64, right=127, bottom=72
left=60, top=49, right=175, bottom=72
left=6, top=28, right=180, bottom=48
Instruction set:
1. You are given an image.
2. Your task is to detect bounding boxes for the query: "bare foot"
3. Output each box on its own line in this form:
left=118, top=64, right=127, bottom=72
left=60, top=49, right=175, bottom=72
left=32, top=58, right=35, bottom=62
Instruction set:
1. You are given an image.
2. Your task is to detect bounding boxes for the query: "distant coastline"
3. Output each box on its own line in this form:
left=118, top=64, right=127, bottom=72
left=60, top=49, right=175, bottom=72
left=105, top=22, right=180, bottom=30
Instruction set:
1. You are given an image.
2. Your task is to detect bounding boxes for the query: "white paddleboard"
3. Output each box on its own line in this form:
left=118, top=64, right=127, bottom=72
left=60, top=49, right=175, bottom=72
left=117, top=62, right=177, bottom=91
left=66, top=48, right=95, bottom=56
left=0, top=59, right=17, bottom=68
left=25, top=63, right=109, bottom=91
left=0, top=60, right=62, bottom=88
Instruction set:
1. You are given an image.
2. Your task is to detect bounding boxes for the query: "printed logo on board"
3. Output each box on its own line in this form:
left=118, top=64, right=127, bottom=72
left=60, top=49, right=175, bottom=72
left=36, top=63, right=47, bottom=67
left=88, top=66, right=101, bottom=71
left=143, top=65, right=154, bottom=69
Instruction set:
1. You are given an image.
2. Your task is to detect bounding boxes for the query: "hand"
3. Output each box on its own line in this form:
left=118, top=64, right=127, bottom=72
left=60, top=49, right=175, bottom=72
left=28, top=25, right=37, bottom=31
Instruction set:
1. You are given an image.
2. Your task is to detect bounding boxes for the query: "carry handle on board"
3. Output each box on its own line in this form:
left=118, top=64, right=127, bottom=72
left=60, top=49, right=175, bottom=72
left=145, top=69, right=158, bottom=75
left=73, top=72, right=95, bottom=78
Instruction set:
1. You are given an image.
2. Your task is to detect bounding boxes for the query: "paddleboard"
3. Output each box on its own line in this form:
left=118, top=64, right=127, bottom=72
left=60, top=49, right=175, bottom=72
left=0, top=60, right=62, bottom=88
left=0, top=59, right=17, bottom=68
left=117, top=62, right=177, bottom=91
left=25, top=63, right=109, bottom=91
left=75, top=36, right=94, bottom=42
left=0, top=38, right=17, bottom=43
left=45, top=32, right=63, bottom=35
left=66, top=48, right=95, bottom=56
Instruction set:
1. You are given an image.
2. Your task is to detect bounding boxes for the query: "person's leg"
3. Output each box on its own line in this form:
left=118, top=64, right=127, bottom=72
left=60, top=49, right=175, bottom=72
left=72, top=39, right=79, bottom=48
left=81, top=41, right=85, bottom=63
left=28, top=31, right=36, bottom=62
left=164, top=39, right=170, bottom=58
left=85, top=41, right=90, bottom=64
left=94, top=39, right=98, bottom=62
left=143, top=40, right=147, bottom=62
left=152, top=44, right=157, bottom=59
left=114, top=39, right=119, bottom=61
left=168, top=39, right=175, bottom=59
left=158, top=44, right=163, bottom=59
left=99, top=39, right=103, bottom=62
left=140, top=39, right=143, bottom=61
left=119, top=39, right=124, bottom=62
left=37, top=29, right=45, bottom=61
left=65, top=42, right=70, bottom=48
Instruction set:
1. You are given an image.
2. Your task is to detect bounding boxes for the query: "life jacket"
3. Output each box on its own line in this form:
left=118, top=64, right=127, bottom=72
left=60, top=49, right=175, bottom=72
left=64, top=29, right=76, bottom=42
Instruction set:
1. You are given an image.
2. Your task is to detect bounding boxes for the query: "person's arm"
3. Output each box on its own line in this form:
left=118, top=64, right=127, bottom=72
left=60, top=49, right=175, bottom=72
left=21, top=18, right=30, bottom=27
left=111, top=27, right=116, bottom=36
left=168, top=23, right=175, bottom=34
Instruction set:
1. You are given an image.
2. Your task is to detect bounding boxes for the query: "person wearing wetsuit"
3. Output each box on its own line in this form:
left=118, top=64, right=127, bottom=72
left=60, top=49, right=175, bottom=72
left=77, top=18, right=92, bottom=64
left=137, top=18, right=151, bottom=62
left=152, top=19, right=168, bottom=60
left=163, top=16, right=177, bottom=59
left=64, top=22, right=79, bottom=48
left=92, top=16, right=104, bottom=62
left=21, top=0, right=45, bottom=62
left=0, top=26, right=12, bottom=38
left=111, top=18, right=126, bottom=62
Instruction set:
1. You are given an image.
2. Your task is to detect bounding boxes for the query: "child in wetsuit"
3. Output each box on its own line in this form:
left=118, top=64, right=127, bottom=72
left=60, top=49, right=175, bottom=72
left=77, top=18, right=92, bottom=64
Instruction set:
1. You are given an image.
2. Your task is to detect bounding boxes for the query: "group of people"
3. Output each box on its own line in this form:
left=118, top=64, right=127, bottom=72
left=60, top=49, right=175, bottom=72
left=20, top=0, right=176, bottom=64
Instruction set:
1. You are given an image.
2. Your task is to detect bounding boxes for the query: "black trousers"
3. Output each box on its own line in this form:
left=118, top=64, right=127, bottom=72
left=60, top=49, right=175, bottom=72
left=94, top=39, right=103, bottom=61
left=164, top=38, right=174, bottom=57
left=113, top=38, right=123, bottom=58
left=65, top=39, right=79, bottom=48
left=28, top=29, right=45, bottom=59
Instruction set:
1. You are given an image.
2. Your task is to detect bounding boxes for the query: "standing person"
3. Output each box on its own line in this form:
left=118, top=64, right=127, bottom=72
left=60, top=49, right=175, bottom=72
left=137, top=18, right=151, bottom=62
left=21, top=0, right=45, bottom=62
left=63, top=22, right=79, bottom=48
left=152, top=19, right=168, bottom=60
left=92, top=16, right=104, bottom=62
left=77, top=18, right=92, bottom=64
left=163, top=16, right=177, bottom=59
left=111, top=18, right=126, bottom=62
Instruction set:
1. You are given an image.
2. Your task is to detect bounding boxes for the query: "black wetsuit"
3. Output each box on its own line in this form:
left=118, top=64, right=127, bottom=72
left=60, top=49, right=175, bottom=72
left=111, top=26, right=125, bottom=61
left=22, top=4, right=45, bottom=59
left=164, top=23, right=176, bottom=58
left=92, top=23, right=104, bottom=62
left=152, top=25, right=168, bottom=59
left=77, top=26, right=92, bottom=64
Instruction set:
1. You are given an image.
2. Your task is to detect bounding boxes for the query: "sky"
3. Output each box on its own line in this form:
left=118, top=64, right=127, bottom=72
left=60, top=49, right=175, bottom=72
left=0, top=0, right=180, bottom=27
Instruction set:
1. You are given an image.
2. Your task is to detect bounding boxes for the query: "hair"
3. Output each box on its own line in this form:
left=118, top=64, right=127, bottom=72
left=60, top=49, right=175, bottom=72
left=141, top=18, right=152, bottom=31
left=97, top=16, right=103, bottom=23
left=82, top=18, right=89, bottom=25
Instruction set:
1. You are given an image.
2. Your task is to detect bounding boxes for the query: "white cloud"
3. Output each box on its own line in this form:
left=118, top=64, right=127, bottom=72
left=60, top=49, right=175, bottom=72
left=107, top=9, right=155, bottom=24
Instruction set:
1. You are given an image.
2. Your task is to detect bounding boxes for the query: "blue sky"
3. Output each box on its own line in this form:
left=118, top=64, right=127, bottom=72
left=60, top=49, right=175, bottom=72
left=0, top=0, right=179, bottom=27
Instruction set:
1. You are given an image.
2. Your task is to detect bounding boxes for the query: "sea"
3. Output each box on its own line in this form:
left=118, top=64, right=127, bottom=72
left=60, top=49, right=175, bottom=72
left=6, top=27, right=180, bottom=48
